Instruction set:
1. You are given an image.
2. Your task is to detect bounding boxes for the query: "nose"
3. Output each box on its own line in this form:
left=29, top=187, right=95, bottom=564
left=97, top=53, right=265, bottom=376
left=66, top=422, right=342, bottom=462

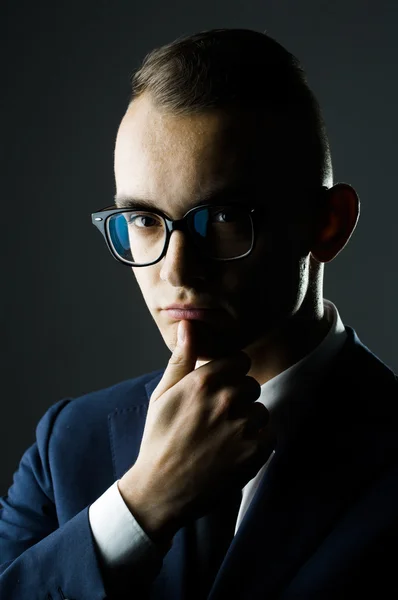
left=159, top=230, right=206, bottom=287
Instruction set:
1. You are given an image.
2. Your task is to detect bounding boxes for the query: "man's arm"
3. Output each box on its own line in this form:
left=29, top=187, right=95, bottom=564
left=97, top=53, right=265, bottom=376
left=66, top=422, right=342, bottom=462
left=0, top=399, right=163, bottom=599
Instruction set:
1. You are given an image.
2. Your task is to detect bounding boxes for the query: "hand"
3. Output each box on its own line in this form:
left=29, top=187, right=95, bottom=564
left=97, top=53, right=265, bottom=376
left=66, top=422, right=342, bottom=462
left=118, top=320, right=273, bottom=545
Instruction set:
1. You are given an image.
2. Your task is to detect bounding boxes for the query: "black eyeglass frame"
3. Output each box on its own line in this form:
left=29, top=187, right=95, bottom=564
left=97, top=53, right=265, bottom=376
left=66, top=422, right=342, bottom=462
left=91, top=203, right=258, bottom=267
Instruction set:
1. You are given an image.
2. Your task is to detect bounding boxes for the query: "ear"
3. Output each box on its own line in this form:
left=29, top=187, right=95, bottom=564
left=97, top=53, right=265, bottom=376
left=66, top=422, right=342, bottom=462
left=310, top=183, right=360, bottom=263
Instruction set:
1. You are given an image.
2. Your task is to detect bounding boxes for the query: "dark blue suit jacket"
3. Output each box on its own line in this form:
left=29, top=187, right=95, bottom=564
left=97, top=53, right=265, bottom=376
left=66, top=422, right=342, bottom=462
left=1, top=326, right=398, bottom=599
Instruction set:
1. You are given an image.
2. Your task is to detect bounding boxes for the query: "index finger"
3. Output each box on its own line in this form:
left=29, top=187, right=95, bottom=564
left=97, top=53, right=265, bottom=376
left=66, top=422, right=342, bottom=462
left=150, top=320, right=197, bottom=402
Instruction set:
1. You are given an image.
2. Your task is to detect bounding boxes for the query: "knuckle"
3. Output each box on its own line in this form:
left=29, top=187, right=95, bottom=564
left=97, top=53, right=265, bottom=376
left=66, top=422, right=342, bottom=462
left=192, top=371, right=209, bottom=393
left=255, top=403, right=270, bottom=426
left=168, top=349, right=186, bottom=366
left=192, top=369, right=223, bottom=396
left=232, top=416, right=247, bottom=437
left=216, top=388, right=234, bottom=414
left=245, top=376, right=262, bottom=398
left=236, top=440, right=257, bottom=465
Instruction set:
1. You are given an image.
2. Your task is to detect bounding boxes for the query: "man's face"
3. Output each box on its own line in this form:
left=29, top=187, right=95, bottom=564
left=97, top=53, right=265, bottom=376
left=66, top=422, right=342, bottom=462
left=114, top=94, right=313, bottom=360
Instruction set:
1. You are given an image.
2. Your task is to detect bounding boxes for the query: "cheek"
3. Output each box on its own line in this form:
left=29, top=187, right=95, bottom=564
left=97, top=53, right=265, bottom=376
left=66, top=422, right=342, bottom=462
left=131, top=266, right=176, bottom=341
left=221, top=236, right=308, bottom=314
left=131, top=267, right=158, bottom=307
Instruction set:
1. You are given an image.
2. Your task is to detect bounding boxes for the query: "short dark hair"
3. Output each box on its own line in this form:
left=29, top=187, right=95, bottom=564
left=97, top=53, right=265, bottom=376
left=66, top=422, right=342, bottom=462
left=130, top=28, right=332, bottom=188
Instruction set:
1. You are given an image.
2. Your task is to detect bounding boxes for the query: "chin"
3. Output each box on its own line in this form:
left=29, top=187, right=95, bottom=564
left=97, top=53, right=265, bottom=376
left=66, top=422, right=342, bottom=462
left=166, top=320, right=245, bottom=360
left=196, top=338, right=243, bottom=360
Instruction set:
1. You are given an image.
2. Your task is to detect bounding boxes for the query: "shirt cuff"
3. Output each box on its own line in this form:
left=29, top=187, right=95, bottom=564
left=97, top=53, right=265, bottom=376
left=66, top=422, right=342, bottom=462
left=89, top=479, right=162, bottom=569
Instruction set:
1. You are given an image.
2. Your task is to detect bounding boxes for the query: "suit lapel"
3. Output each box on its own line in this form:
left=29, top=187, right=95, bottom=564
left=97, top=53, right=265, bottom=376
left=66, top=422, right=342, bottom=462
left=106, top=372, right=163, bottom=480
left=207, top=423, right=346, bottom=599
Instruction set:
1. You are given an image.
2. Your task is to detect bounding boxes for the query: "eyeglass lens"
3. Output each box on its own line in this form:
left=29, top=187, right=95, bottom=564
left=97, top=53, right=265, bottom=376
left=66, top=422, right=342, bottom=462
left=106, top=205, right=253, bottom=265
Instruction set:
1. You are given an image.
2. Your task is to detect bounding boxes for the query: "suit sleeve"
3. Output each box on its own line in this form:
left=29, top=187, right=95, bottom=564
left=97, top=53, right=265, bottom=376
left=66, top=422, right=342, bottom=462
left=0, top=399, right=163, bottom=599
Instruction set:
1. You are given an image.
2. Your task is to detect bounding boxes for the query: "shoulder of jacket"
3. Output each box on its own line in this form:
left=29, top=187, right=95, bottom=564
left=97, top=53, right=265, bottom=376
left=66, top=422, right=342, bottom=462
left=51, top=368, right=164, bottom=426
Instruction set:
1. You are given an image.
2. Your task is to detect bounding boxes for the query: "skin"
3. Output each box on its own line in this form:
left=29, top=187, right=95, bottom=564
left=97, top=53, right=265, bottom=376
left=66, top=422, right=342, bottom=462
left=114, top=92, right=360, bottom=546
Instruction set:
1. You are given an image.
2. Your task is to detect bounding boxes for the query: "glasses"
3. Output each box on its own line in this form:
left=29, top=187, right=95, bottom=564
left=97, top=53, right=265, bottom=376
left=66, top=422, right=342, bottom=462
left=91, top=203, right=257, bottom=266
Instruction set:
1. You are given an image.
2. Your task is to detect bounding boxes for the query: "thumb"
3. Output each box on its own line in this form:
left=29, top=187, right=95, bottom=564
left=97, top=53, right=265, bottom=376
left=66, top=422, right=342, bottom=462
left=150, top=320, right=197, bottom=402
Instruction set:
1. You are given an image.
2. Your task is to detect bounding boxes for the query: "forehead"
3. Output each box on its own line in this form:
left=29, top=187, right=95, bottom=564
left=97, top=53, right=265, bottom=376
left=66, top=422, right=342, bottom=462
left=114, top=94, right=264, bottom=214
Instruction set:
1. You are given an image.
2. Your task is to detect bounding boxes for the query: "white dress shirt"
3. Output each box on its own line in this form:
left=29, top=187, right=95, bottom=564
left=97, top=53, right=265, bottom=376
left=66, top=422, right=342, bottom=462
left=89, top=298, right=347, bottom=569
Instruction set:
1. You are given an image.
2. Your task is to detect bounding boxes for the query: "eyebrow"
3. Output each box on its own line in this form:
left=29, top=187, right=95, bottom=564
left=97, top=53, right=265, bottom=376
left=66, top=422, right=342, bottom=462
left=114, top=184, right=252, bottom=212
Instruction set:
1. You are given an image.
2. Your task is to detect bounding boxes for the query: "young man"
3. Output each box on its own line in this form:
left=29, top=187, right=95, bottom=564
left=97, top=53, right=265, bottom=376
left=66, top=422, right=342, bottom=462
left=1, top=28, right=397, bottom=600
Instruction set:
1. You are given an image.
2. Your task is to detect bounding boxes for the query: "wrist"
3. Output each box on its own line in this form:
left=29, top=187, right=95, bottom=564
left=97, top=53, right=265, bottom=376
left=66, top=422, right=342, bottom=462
left=118, top=469, right=179, bottom=549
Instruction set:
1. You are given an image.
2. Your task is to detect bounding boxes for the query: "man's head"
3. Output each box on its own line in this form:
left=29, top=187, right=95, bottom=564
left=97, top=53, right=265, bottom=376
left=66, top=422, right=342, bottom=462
left=113, top=28, right=359, bottom=361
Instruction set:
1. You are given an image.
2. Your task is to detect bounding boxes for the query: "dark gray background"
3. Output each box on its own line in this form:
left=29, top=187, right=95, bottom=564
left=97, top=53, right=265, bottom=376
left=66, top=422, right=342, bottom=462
left=2, top=0, right=397, bottom=493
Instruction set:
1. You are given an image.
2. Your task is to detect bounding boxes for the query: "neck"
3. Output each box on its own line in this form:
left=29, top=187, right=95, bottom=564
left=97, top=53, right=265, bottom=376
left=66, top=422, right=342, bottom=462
left=245, top=301, right=331, bottom=386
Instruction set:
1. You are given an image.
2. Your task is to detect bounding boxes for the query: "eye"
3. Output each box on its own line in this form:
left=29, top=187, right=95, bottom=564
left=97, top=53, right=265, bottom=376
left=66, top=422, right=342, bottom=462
left=128, top=213, right=163, bottom=228
left=212, top=207, right=241, bottom=223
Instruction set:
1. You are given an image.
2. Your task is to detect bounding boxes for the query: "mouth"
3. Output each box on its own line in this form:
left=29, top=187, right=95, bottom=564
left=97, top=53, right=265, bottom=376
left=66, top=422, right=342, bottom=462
left=162, top=306, right=230, bottom=326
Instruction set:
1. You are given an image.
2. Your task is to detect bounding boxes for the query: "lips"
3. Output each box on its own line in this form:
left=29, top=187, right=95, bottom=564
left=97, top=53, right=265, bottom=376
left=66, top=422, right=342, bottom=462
left=163, top=305, right=229, bottom=326
left=166, top=308, right=213, bottom=320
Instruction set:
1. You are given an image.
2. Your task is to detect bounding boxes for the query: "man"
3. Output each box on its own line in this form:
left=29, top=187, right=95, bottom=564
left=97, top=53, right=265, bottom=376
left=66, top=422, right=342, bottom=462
left=1, top=27, right=397, bottom=600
